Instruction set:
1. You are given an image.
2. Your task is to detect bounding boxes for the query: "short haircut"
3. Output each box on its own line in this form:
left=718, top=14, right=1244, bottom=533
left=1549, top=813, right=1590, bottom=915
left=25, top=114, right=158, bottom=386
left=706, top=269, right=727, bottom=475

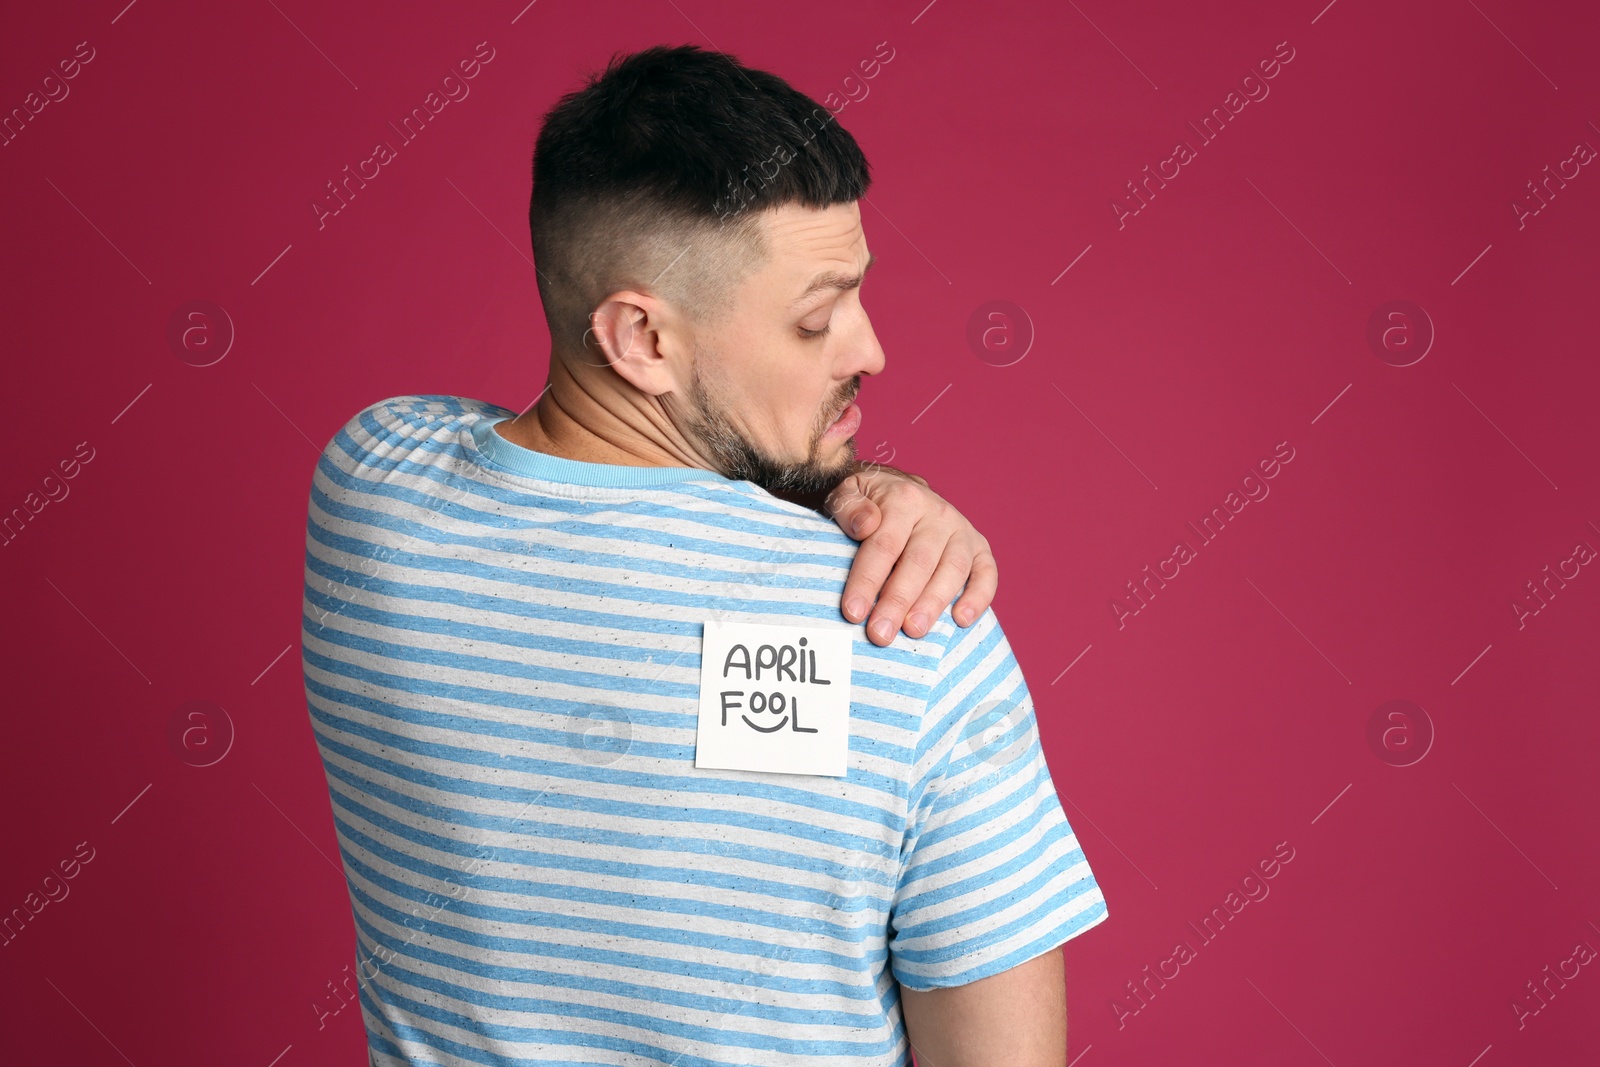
left=529, top=44, right=873, bottom=357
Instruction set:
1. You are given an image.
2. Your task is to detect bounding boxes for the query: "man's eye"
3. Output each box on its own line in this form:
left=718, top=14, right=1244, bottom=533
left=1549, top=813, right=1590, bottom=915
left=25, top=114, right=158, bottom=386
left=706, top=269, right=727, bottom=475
left=798, top=323, right=831, bottom=339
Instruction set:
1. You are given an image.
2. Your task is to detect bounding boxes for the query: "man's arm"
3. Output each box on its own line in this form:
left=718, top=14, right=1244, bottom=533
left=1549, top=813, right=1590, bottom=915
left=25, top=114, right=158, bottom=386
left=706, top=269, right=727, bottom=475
left=773, top=461, right=1000, bottom=647
left=899, top=947, right=1066, bottom=1067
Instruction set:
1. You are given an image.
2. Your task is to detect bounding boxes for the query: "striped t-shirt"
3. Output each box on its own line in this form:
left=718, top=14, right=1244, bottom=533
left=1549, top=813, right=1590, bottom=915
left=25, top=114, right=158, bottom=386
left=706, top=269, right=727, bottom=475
left=300, top=394, right=1108, bottom=1067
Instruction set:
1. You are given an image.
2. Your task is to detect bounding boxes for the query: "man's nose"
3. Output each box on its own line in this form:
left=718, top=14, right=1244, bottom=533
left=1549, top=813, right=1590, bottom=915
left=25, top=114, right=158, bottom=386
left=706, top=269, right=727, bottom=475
left=852, top=316, right=887, bottom=378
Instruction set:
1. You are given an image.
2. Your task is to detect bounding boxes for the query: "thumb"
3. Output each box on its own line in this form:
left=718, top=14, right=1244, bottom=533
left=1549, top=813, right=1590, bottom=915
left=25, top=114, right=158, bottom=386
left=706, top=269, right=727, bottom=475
left=827, top=478, right=883, bottom=540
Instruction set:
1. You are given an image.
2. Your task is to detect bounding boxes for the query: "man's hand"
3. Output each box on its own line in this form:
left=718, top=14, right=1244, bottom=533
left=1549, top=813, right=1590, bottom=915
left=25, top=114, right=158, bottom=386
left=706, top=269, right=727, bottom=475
left=824, top=464, right=998, bottom=646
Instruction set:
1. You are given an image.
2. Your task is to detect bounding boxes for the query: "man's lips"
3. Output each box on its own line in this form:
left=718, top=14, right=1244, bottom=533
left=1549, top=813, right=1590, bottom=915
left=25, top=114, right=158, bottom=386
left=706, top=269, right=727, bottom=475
left=823, top=401, right=862, bottom=438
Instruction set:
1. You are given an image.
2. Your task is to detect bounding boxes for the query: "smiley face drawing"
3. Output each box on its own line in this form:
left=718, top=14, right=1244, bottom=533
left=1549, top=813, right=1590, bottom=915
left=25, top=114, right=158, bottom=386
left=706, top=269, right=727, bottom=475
left=718, top=689, right=818, bottom=734
left=742, top=690, right=790, bottom=732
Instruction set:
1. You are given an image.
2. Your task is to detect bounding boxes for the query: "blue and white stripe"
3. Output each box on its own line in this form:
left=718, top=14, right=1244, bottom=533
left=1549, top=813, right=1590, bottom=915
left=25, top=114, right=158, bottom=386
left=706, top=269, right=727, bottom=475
left=301, top=395, right=1108, bottom=1066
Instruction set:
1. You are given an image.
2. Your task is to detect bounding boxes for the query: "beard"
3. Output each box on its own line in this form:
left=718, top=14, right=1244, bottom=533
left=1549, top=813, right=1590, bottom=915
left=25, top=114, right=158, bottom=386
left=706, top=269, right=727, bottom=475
left=682, top=363, right=861, bottom=496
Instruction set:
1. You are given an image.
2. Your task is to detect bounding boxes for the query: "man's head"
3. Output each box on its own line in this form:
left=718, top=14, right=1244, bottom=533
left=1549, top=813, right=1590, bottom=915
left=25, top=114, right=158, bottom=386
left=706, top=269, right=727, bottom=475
left=529, top=45, right=885, bottom=494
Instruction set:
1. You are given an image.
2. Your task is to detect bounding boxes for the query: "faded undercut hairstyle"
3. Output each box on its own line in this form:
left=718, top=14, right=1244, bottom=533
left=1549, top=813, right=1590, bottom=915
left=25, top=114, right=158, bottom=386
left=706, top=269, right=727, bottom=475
left=529, top=44, right=873, bottom=358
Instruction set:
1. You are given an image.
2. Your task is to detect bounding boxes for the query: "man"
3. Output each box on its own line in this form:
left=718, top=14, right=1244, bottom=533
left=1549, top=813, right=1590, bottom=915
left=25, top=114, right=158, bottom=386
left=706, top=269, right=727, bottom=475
left=301, top=44, right=1107, bottom=1067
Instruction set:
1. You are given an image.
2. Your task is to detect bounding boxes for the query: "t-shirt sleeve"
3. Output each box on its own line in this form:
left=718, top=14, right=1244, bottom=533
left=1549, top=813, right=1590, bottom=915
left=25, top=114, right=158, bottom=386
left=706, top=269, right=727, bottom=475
left=888, top=609, right=1109, bottom=990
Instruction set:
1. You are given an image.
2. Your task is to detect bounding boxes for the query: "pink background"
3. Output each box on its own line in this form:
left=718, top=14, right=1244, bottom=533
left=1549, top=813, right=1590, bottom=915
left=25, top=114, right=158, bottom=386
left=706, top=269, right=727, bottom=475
left=4, top=0, right=1598, bottom=1063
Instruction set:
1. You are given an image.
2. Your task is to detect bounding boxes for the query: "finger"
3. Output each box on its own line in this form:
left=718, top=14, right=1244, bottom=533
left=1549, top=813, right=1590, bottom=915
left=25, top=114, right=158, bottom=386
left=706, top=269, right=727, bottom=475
left=826, top=479, right=883, bottom=541
left=863, top=524, right=947, bottom=645
left=840, top=507, right=916, bottom=627
left=950, top=549, right=998, bottom=627
left=901, top=549, right=976, bottom=638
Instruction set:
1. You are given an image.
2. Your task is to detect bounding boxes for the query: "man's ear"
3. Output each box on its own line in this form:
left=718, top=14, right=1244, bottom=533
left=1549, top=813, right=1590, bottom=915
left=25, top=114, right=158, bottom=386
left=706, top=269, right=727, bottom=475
left=584, top=291, right=687, bottom=397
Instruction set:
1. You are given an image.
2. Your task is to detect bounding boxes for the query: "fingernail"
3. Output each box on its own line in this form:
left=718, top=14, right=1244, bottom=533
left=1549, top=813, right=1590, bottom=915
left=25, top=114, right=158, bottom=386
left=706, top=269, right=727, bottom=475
left=844, top=597, right=867, bottom=621
left=870, top=617, right=894, bottom=642
left=907, top=612, right=929, bottom=634
left=851, top=516, right=866, bottom=537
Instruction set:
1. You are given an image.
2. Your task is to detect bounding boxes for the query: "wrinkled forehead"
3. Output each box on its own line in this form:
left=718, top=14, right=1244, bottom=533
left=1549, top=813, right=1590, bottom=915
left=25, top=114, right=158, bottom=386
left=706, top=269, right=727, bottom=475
left=747, top=202, right=872, bottom=306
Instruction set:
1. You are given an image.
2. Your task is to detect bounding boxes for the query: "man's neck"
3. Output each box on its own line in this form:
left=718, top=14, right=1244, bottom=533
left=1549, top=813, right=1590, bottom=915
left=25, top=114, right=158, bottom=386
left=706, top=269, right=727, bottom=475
left=492, top=373, right=849, bottom=512
left=494, top=370, right=707, bottom=470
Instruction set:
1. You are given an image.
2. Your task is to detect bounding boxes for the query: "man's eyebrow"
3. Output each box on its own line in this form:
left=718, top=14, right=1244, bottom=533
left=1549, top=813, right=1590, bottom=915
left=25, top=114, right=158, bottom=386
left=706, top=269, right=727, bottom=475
left=790, top=253, right=877, bottom=307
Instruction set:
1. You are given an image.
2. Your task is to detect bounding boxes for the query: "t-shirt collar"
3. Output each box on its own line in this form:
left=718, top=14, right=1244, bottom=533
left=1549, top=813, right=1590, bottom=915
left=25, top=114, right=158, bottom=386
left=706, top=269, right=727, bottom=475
left=469, top=415, right=735, bottom=489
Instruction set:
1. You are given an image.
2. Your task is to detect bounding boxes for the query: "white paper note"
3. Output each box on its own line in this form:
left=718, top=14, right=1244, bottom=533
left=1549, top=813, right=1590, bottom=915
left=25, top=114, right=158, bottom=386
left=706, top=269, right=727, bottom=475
left=695, top=619, right=854, bottom=777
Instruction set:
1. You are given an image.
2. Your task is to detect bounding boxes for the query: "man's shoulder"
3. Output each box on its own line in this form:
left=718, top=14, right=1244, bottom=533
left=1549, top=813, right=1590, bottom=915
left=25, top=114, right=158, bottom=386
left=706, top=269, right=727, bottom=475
left=325, top=394, right=513, bottom=456
left=844, top=606, right=1023, bottom=707
left=899, top=606, right=1034, bottom=790
left=363, top=393, right=513, bottom=422
left=917, top=605, right=1019, bottom=680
